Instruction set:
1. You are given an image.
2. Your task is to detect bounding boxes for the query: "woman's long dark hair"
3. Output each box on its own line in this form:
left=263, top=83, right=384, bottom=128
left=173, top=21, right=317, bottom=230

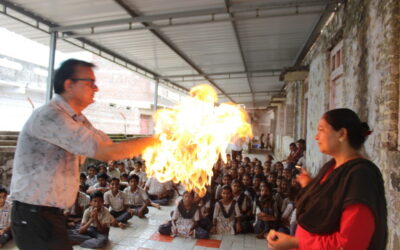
left=323, top=108, right=371, bottom=150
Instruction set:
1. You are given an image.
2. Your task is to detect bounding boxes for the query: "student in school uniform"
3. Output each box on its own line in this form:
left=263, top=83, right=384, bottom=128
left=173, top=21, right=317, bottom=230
left=253, top=186, right=278, bottom=239
left=87, top=173, right=110, bottom=194
left=159, top=191, right=209, bottom=239
left=145, top=177, right=174, bottom=206
left=69, top=191, right=114, bottom=249
left=103, top=178, right=131, bottom=228
left=124, top=174, right=159, bottom=218
left=85, top=165, right=98, bottom=187
left=106, top=162, right=120, bottom=179
left=211, top=185, right=242, bottom=235
left=64, top=190, right=90, bottom=229
left=128, top=161, right=147, bottom=188
left=231, top=180, right=254, bottom=233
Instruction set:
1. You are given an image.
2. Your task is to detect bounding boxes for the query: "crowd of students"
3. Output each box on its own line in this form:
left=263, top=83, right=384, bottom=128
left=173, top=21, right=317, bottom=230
left=0, top=139, right=305, bottom=249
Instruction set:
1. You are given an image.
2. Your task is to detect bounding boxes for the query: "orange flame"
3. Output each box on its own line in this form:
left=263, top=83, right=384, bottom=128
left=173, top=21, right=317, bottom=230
left=143, top=84, right=253, bottom=196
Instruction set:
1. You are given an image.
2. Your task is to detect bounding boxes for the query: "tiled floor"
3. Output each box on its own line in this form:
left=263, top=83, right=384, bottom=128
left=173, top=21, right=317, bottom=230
left=3, top=153, right=270, bottom=250
left=2, top=202, right=269, bottom=250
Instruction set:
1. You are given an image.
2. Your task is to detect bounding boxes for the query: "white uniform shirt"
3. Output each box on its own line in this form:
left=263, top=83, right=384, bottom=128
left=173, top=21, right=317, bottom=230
left=104, top=190, right=128, bottom=212
left=129, top=170, right=148, bottom=187
left=145, top=177, right=173, bottom=196
left=10, top=95, right=112, bottom=209
left=123, top=186, right=148, bottom=206
left=0, top=201, right=11, bottom=229
left=66, top=192, right=90, bottom=216
left=82, top=206, right=114, bottom=228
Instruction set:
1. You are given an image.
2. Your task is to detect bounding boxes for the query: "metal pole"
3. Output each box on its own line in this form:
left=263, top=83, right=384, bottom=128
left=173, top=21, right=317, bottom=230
left=46, top=31, right=57, bottom=103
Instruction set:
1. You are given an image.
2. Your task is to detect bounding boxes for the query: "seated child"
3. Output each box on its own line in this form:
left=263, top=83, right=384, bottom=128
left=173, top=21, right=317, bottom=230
left=85, top=165, right=98, bottom=187
left=119, top=173, right=129, bottom=191
left=104, top=178, right=131, bottom=228
left=116, top=161, right=128, bottom=176
left=231, top=180, right=253, bottom=233
left=159, top=191, right=209, bottom=239
left=107, top=162, right=120, bottom=179
left=129, top=161, right=147, bottom=188
left=242, top=173, right=256, bottom=200
left=64, top=190, right=90, bottom=229
left=69, top=191, right=114, bottom=249
left=211, top=185, right=242, bottom=235
left=80, top=173, right=89, bottom=193
left=253, top=186, right=278, bottom=239
left=145, top=177, right=174, bottom=206
left=124, top=174, right=158, bottom=218
left=87, top=173, right=110, bottom=194
left=215, top=174, right=232, bottom=200
left=0, top=188, right=12, bottom=247
left=278, top=187, right=298, bottom=235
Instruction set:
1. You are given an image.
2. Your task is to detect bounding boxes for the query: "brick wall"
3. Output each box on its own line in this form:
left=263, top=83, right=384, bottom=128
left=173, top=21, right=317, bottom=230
left=301, top=0, right=400, bottom=247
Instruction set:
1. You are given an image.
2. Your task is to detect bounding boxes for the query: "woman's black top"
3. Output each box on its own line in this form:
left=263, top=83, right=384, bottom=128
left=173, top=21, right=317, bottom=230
left=296, top=158, right=387, bottom=250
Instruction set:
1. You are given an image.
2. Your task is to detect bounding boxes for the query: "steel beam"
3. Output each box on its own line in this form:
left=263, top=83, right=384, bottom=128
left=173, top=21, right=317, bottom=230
left=52, top=0, right=338, bottom=32
left=45, top=31, right=57, bottom=103
left=225, top=0, right=255, bottom=106
left=114, top=0, right=235, bottom=103
left=294, top=0, right=344, bottom=66
left=60, top=10, right=323, bottom=39
left=162, top=69, right=282, bottom=79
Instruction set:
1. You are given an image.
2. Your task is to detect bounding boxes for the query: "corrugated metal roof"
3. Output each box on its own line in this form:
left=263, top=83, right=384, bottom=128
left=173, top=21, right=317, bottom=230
left=0, top=0, right=338, bottom=107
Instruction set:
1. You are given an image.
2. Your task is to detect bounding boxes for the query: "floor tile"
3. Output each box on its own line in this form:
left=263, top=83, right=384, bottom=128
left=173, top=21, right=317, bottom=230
left=149, top=232, right=174, bottom=242
left=195, top=239, right=222, bottom=248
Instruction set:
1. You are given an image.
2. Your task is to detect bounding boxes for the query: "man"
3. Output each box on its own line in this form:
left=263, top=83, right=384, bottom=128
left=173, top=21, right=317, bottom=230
left=9, top=59, right=156, bottom=250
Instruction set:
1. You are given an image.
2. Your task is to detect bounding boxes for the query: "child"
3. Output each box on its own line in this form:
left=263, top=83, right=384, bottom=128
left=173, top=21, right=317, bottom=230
left=215, top=174, right=232, bottom=200
left=85, top=165, right=98, bottom=187
left=107, top=162, right=120, bottom=179
left=124, top=174, right=158, bottom=218
left=80, top=173, right=89, bottom=193
left=104, top=178, right=131, bottom=228
left=231, top=180, right=253, bottom=233
left=129, top=161, right=147, bottom=188
left=69, top=191, right=114, bottom=249
left=253, top=186, right=278, bottom=239
left=64, top=190, right=90, bottom=229
left=211, top=185, right=241, bottom=235
left=278, top=187, right=298, bottom=235
left=253, top=175, right=262, bottom=196
left=117, top=161, right=128, bottom=176
left=145, top=177, right=174, bottom=206
left=242, top=173, right=256, bottom=200
left=0, top=188, right=11, bottom=247
left=87, top=173, right=110, bottom=194
left=159, top=191, right=209, bottom=239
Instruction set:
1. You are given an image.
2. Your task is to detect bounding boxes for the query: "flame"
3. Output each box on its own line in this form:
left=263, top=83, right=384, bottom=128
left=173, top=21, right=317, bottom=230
left=143, top=84, right=252, bottom=196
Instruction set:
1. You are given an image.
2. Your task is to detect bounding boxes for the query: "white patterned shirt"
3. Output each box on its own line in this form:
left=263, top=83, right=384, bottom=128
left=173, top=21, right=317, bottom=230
left=0, top=201, right=11, bottom=229
left=104, top=190, right=128, bottom=212
left=10, top=95, right=112, bottom=209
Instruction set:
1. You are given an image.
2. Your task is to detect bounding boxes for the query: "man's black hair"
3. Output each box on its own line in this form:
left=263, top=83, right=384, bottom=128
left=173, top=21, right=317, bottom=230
left=80, top=172, right=87, bottom=179
left=0, top=187, right=8, bottom=195
left=54, top=59, right=95, bottom=94
left=97, top=173, right=109, bottom=180
left=110, top=177, right=120, bottom=183
left=128, top=174, right=139, bottom=182
left=90, top=190, right=104, bottom=201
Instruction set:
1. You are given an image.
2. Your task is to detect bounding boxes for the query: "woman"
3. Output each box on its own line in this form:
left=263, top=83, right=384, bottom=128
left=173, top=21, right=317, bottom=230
left=267, top=108, right=387, bottom=250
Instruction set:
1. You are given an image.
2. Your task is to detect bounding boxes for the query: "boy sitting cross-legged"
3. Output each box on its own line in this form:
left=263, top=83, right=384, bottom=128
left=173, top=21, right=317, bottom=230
left=124, top=174, right=160, bottom=218
left=104, top=178, right=131, bottom=228
left=68, top=191, right=114, bottom=249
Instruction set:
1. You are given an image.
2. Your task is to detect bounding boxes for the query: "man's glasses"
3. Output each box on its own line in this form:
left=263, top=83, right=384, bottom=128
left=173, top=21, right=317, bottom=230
left=70, top=78, right=97, bottom=88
